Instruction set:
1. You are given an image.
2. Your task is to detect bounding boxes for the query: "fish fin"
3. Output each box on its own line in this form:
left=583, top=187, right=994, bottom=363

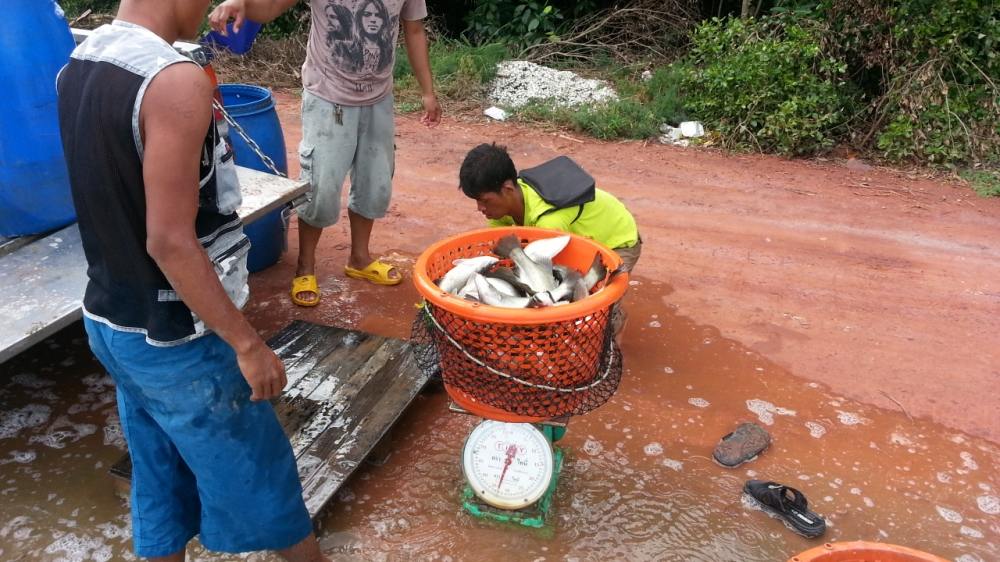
left=590, top=253, right=608, bottom=279
left=493, top=234, right=522, bottom=258
left=607, top=263, right=627, bottom=280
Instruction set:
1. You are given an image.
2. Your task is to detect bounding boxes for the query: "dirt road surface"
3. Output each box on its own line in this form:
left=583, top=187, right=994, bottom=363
left=265, top=91, right=1000, bottom=444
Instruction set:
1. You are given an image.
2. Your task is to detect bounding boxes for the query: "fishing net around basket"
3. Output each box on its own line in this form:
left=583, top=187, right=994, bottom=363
left=410, top=227, right=627, bottom=419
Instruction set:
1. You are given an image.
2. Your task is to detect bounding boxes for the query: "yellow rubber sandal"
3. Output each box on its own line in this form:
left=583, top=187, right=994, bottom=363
left=344, top=260, right=403, bottom=286
left=290, top=275, right=320, bottom=307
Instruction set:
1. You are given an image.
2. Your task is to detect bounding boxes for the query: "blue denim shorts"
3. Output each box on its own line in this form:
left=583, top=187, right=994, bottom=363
left=84, top=316, right=312, bottom=557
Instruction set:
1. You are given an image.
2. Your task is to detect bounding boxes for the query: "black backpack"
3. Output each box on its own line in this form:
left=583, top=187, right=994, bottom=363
left=518, top=156, right=595, bottom=224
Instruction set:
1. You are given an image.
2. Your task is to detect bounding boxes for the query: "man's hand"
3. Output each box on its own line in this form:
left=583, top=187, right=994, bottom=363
left=209, top=0, right=247, bottom=35
left=421, top=93, right=441, bottom=127
left=236, top=339, right=287, bottom=401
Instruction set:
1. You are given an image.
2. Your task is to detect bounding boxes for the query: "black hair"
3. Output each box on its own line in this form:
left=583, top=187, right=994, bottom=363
left=459, top=143, right=518, bottom=199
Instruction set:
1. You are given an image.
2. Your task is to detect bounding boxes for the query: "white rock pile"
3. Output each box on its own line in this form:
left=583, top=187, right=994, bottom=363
left=489, top=60, right=618, bottom=109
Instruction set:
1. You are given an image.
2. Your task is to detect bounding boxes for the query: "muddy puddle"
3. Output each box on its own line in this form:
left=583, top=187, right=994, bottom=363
left=1, top=276, right=997, bottom=561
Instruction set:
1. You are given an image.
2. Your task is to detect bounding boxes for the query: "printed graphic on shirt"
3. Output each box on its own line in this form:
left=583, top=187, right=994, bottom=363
left=324, top=0, right=399, bottom=93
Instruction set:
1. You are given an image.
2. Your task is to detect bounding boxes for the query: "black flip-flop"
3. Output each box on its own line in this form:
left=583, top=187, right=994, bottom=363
left=743, top=480, right=827, bottom=538
left=713, top=422, right=771, bottom=467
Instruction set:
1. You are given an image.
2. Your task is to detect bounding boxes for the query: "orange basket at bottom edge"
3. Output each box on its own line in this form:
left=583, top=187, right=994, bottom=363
left=789, top=541, right=949, bottom=562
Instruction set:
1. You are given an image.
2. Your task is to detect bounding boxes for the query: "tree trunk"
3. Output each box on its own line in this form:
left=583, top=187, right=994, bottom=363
left=741, top=0, right=752, bottom=17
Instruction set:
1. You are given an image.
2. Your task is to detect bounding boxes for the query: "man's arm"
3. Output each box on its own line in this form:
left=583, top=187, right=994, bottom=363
left=209, top=0, right=299, bottom=35
left=402, top=19, right=441, bottom=127
left=141, top=63, right=285, bottom=400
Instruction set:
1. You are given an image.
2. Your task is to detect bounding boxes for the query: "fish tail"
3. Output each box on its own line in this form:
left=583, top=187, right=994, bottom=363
left=493, top=234, right=522, bottom=258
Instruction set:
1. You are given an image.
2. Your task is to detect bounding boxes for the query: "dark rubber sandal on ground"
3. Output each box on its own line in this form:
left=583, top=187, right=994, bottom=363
left=743, top=480, right=827, bottom=538
left=713, top=422, right=771, bottom=467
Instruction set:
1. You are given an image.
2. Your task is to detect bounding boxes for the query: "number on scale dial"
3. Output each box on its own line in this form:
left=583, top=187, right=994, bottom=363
left=462, top=421, right=554, bottom=510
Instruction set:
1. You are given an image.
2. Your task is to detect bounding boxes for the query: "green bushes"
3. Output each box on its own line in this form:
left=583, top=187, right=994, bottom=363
left=674, top=17, right=853, bottom=155
left=868, top=0, right=999, bottom=165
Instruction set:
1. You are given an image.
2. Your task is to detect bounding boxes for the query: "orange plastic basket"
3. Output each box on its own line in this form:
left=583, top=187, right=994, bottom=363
left=412, top=227, right=629, bottom=421
left=789, top=542, right=949, bottom=562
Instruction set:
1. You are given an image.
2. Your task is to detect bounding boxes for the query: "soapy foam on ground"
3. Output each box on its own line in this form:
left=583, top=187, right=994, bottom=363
left=975, top=495, right=999, bottom=515
left=746, top=399, right=796, bottom=426
left=687, top=398, right=710, bottom=408
left=0, top=404, right=53, bottom=440
left=805, top=421, right=826, bottom=439
left=643, top=443, right=663, bottom=456
left=935, top=506, right=963, bottom=523
left=835, top=410, right=867, bottom=426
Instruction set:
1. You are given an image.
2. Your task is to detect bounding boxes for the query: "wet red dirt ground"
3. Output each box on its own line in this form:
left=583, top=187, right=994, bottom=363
left=262, top=90, right=1000, bottom=444
left=0, top=90, right=997, bottom=561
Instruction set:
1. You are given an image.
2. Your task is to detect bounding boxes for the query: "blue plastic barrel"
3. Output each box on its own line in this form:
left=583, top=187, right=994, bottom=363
left=0, top=1, right=76, bottom=236
left=219, top=84, right=288, bottom=272
left=202, top=20, right=263, bottom=55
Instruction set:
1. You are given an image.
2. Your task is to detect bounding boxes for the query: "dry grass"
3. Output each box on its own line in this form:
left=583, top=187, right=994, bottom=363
left=208, top=32, right=308, bottom=90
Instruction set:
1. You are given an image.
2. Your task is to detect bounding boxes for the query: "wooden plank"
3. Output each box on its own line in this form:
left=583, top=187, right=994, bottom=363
left=108, top=321, right=432, bottom=522
left=0, top=167, right=308, bottom=365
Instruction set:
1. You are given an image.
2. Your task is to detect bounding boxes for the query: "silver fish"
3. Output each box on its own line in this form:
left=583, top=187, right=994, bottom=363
left=524, top=234, right=570, bottom=263
left=483, top=266, right=535, bottom=295
left=473, top=274, right=534, bottom=308
left=494, top=235, right=558, bottom=294
left=438, top=256, right=498, bottom=294
left=581, top=253, right=608, bottom=291
left=534, top=269, right=583, bottom=306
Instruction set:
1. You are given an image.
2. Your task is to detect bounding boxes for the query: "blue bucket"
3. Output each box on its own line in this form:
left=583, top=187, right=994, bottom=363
left=0, top=0, right=76, bottom=236
left=219, top=84, right=288, bottom=272
left=202, top=20, right=263, bottom=55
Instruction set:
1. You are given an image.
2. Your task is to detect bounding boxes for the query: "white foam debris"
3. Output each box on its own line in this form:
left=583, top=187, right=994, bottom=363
left=29, top=416, right=97, bottom=449
left=11, top=373, right=56, bottom=389
left=959, top=526, right=984, bottom=539
left=662, top=366, right=674, bottom=374
left=956, top=555, right=983, bottom=562
left=937, top=471, right=952, bottom=484
left=835, top=410, right=868, bottom=426
left=44, top=531, right=113, bottom=562
left=850, top=487, right=862, bottom=495
left=889, top=432, right=914, bottom=446
left=649, top=320, right=662, bottom=328
left=863, top=497, right=875, bottom=508
left=582, top=439, right=603, bottom=456
left=489, top=61, right=618, bottom=109
left=976, top=495, right=999, bottom=515
left=0, top=404, right=52, bottom=439
left=935, top=506, right=963, bottom=523
left=949, top=434, right=967, bottom=444
left=662, top=458, right=683, bottom=471
left=805, top=421, right=827, bottom=439
left=978, top=483, right=992, bottom=492
left=0, top=450, right=37, bottom=465
left=643, top=443, right=663, bottom=456
left=687, top=398, right=710, bottom=408
left=960, top=451, right=979, bottom=470
left=746, top=399, right=796, bottom=425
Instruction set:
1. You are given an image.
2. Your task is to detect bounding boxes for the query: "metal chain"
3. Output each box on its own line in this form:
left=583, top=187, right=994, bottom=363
left=420, top=304, right=616, bottom=394
left=213, top=99, right=286, bottom=178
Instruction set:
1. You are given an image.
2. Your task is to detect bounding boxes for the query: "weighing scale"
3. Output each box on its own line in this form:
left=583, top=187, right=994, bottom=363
left=452, top=403, right=568, bottom=528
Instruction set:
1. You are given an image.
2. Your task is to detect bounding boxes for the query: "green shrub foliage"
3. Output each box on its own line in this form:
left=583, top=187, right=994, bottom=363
left=676, top=17, right=853, bottom=155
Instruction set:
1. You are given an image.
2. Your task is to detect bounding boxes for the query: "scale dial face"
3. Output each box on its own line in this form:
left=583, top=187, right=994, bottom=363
left=462, top=421, right=554, bottom=510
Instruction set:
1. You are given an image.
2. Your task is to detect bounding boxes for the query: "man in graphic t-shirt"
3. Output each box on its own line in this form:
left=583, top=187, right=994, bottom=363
left=210, top=0, right=441, bottom=306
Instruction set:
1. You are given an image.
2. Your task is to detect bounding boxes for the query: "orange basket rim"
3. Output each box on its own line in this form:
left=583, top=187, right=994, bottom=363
left=413, top=227, right=628, bottom=324
left=788, top=541, right=949, bottom=562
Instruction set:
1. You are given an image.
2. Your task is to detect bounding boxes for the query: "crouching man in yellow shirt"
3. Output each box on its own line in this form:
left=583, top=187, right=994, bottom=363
left=458, top=143, right=641, bottom=333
